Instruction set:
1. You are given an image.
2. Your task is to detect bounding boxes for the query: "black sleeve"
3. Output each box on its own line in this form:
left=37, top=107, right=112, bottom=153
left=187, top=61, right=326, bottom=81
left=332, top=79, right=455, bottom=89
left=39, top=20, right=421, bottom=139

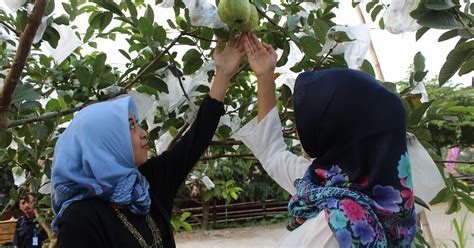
left=139, top=95, right=224, bottom=210
left=56, top=204, right=105, bottom=248
left=13, top=220, right=21, bottom=246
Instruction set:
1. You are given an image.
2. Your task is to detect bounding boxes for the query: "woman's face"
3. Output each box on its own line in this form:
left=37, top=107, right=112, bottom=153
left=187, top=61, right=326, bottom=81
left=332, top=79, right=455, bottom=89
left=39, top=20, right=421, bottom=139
left=129, top=113, right=149, bottom=166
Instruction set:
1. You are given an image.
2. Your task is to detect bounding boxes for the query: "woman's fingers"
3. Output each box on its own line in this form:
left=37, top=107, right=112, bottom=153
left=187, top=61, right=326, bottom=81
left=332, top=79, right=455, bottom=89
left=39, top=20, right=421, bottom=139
left=250, top=33, right=265, bottom=51
left=214, top=40, right=222, bottom=55
left=245, top=34, right=258, bottom=54
left=262, top=43, right=275, bottom=53
left=243, top=35, right=255, bottom=55
left=227, top=31, right=235, bottom=46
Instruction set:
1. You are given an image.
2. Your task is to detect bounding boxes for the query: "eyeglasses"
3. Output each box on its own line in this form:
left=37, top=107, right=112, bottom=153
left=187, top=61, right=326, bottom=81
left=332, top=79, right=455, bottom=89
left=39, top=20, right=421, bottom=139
left=129, top=118, right=139, bottom=130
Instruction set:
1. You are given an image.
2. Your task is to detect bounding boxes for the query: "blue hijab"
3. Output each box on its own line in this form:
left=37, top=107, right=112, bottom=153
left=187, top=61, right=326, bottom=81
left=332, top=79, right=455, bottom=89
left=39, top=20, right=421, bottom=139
left=288, top=68, right=416, bottom=247
left=51, top=96, right=151, bottom=231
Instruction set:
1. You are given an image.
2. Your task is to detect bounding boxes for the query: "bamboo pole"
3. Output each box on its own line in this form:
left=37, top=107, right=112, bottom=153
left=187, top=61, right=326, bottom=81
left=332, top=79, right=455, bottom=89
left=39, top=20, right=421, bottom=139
left=355, top=5, right=385, bottom=82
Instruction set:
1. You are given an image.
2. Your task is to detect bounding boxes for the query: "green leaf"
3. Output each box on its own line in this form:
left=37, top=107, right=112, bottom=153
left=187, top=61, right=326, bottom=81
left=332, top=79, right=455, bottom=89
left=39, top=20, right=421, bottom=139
left=416, top=27, right=430, bottom=41
left=230, top=191, right=238, bottom=200
left=287, top=15, right=299, bottom=31
left=75, top=66, right=92, bottom=87
left=438, top=29, right=459, bottom=42
left=276, top=41, right=290, bottom=67
left=46, top=99, right=61, bottom=112
left=425, top=0, right=455, bottom=10
left=153, top=25, right=167, bottom=45
left=381, top=82, right=397, bottom=93
left=125, top=0, right=138, bottom=22
left=93, top=53, right=107, bottom=75
left=312, top=19, right=330, bottom=42
left=90, top=12, right=113, bottom=31
left=45, top=0, right=55, bottom=16
left=92, top=0, right=124, bottom=16
left=366, top=1, right=378, bottom=12
left=12, top=84, right=41, bottom=104
left=145, top=4, right=155, bottom=23
left=414, top=52, right=425, bottom=73
left=178, top=37, right=196, bottom=45
left=182, top=49, right=203, bottom=75
left=330, top=31, right=354, bottom=43
left=182, top=222, right=192, bottom=232
left=53, top=15, right=70, bottom=25
left=430, top=187, right=449, bottom=205
left=378, top=18, right=384, bottom=29
left=38, top=195, right=52, bottom=207
left=199, top=28, right=213, bottom=50
left=0, top=130, right=12, bottom=148
left=447, top=106, right=474, bottom=114
left=455, top=191, right=474, bottom=212
left=299, top=36, right=321, bottom=60
left=409, top=102, right=432, bottom=127
left=360, top=60, right=375, bottom=78
left=439, top=41, right=474, bottom=86
left=136, top=85, right=158, bottom=97
left=119, top=49, right=131, bottom=60
left=371, top=5, right=383, bottom=21
left=414, top=196, right=431, bottom=210
left=446, top=197, right=461, bottom=214
left=138, top=17, right=153, bottom=39
left=416, top=10, right=463, bottom=29
left=458, top=56, right=474, bottom=76
left=36, top=124, right=49, bottom=140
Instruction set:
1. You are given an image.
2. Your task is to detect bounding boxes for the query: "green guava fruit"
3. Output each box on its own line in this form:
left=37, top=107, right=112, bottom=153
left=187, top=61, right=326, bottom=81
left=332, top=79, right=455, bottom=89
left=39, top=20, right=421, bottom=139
left=217, top=0, right=251, bottom=27
left=234, top=4, right=259, bottom=32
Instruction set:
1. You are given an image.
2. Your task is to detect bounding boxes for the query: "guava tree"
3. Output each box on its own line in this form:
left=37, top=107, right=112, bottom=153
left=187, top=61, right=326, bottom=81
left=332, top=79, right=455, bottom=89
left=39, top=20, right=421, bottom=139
left=0, top=0, right=472, bottom=246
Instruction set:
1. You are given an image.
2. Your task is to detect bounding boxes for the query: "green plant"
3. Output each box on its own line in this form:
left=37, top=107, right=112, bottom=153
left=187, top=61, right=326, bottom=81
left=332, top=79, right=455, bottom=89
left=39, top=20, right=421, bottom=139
left=171, top=211, right=193, bottom=232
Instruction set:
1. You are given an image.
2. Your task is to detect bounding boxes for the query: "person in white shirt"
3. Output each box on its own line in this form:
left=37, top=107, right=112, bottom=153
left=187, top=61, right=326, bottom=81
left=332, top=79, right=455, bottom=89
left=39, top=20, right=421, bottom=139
left=236, top=33, right=418, bottom=247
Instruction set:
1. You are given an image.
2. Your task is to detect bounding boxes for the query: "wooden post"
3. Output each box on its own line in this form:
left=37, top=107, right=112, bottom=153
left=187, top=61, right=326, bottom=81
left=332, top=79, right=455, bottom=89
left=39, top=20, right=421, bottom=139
left=419, top=211, right=437, bottom=247
left=355, top=5, right=385, bottom=82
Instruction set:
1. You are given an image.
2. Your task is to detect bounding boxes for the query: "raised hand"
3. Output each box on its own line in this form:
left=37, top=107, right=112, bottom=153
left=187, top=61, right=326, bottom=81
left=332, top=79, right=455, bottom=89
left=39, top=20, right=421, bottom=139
left=243, top=33, right=277, bottom=79
left=213, top=32, right=246, bottom=82
left=210, top=32, right=246, bottom=102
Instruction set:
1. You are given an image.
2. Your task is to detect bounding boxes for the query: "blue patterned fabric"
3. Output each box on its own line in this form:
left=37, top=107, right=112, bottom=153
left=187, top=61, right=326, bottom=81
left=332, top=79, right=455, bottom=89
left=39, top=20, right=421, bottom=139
left=51, top=96, right=151, bottom=232
left=289, top=68, right=416, bottom=247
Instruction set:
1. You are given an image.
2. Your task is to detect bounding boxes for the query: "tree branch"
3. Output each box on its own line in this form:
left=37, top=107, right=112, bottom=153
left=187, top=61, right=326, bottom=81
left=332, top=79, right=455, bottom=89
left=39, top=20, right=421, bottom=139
left=122, top=32, right=185, bottom=90
left=0, top=0, right=48, bottom=131
left=0, top=20, right=20, bottom=37
left=7, top=31, right=190, bottom=128
left=185, top=32, right=218, bottom=42
left=167, top=122, right=190, bottom=150
left=210, top=140, right=243, bottom=146
left=434, top=160, right=474, bottom=164
left=252, top=3, right=292, bottom=39
left=167, top=51, right=190, bottom=101
left=313, top=44, right=338, bottom=71
left=201, top=153, right=255, bottom=161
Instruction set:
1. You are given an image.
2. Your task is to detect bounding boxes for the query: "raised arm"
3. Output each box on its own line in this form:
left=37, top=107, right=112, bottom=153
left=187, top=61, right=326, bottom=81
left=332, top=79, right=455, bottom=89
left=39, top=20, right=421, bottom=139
left=237, top=33, right=309, bottom=194
left=139, top=33, right=246, bottom=208
left=243, top=33, right=278, bottom=122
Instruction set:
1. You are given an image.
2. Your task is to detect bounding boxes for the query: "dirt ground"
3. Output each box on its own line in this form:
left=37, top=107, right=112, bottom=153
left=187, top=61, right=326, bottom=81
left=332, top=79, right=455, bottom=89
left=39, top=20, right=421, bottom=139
left=175, top=204, right=473, bottom=248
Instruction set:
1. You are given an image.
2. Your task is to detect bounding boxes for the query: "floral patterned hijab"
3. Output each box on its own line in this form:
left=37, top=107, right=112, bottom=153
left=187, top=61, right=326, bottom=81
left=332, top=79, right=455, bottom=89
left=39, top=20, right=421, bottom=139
left=288, top=68, right=416, bottom=247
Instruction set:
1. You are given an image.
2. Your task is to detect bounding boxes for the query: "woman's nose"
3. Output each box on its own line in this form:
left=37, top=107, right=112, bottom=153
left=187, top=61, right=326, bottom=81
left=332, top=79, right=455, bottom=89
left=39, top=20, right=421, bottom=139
left=140, top=127, right=148, bottom=139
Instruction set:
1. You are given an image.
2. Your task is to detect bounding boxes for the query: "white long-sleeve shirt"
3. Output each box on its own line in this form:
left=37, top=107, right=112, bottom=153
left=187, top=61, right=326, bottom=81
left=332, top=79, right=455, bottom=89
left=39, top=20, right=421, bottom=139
left=236, top=107, right=338, bottom=247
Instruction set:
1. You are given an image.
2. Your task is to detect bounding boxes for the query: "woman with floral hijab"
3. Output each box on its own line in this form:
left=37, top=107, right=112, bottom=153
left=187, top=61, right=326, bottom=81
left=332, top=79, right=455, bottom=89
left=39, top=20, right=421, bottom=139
left=237, top=33, right=416, bottom=247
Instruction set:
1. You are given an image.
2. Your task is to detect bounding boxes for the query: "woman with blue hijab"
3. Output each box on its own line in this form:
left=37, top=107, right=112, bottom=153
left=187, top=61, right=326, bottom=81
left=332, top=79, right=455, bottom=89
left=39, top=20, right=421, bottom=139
left=51, top=34, right=246, bottom=248
left=237, top=33, right=416, bottom=247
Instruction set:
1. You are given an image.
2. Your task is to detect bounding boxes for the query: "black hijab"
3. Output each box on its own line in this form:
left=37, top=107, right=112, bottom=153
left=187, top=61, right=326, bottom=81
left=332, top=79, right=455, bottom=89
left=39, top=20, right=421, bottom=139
left=289, top=68, right=416, bottom=247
